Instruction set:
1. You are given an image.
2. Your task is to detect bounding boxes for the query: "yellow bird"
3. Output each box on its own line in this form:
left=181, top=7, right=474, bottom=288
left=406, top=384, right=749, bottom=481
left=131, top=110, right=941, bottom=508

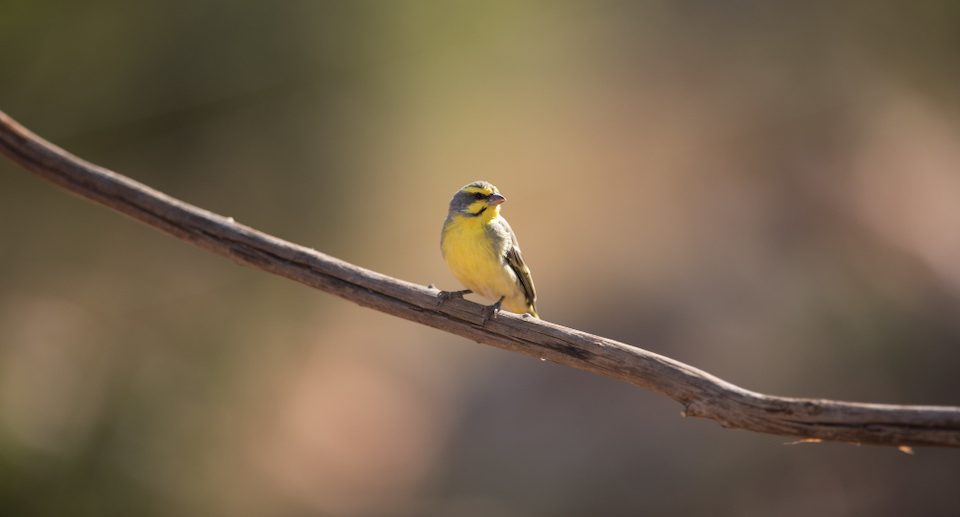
left=440, top=181, right=538, bottom=319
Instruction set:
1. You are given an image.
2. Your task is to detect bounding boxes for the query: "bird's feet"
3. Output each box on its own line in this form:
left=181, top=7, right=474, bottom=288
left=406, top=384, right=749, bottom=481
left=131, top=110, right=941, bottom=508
left=481, top=296, right=505, bottom=324
left=436, top=289, right=472, bottom=306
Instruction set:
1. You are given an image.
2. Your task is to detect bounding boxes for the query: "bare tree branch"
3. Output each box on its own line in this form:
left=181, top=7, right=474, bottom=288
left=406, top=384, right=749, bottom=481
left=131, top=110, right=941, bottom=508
left=2, top=110, right=958, bottom=448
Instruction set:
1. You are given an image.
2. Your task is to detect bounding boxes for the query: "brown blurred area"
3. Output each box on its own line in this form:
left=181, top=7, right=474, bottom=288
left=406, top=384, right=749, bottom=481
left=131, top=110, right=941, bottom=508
left=2, top=1, right=960, bottom=515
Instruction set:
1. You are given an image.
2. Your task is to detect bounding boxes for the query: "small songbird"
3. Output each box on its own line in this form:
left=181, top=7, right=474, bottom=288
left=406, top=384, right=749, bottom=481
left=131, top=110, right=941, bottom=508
left=440, top=181, right=538, bottom=319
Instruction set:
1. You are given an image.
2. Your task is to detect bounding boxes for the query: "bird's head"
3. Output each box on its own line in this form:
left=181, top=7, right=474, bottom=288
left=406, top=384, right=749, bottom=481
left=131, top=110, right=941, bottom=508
left=448, top=180, right=506, bottom=220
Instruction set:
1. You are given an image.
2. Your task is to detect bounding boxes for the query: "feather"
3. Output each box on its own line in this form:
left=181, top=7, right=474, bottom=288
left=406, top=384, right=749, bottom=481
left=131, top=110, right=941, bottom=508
left=495, top=217, right=538, bottom=315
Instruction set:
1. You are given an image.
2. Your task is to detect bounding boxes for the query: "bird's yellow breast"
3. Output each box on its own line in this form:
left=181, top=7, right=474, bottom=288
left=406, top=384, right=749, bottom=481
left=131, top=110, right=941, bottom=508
left=441, top=216, right=518, bottom=302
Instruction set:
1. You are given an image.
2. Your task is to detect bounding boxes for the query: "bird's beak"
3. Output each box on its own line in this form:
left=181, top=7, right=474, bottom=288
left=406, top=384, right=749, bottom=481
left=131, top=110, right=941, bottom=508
left=488, top=193, right=506, bottom=206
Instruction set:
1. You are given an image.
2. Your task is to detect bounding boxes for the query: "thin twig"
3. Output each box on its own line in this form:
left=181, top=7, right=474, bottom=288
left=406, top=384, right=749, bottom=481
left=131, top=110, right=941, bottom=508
left=2, top=109, right=958, bottom=448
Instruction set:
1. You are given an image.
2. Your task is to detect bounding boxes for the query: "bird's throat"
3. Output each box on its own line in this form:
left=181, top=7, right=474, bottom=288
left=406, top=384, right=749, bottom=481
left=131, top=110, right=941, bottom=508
left=469, top=205, right=499, bottom=223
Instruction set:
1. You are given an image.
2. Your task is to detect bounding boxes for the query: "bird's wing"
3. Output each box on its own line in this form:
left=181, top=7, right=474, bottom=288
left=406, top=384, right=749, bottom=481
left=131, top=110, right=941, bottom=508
left=505, top=245, right=536, bottom=308
left=497, top=218, right=537, bottom=309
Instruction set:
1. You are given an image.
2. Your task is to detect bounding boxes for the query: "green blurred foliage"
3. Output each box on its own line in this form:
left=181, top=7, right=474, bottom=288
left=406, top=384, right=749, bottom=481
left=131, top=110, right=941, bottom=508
left=2, top=1, right=960, bottom=516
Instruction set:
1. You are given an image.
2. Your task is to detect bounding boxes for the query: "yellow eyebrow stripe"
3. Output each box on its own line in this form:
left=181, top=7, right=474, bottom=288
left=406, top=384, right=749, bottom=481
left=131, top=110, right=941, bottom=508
left=463, top=186, right=492, bottom=195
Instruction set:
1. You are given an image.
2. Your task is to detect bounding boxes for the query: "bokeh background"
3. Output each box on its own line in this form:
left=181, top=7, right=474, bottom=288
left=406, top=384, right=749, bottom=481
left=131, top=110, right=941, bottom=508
left=2, top=1, right=960, bottom=515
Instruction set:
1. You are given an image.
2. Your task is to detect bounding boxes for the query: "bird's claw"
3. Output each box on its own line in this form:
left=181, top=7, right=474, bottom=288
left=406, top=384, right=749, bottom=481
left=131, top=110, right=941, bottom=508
left=481, top=297, right=505, bottom=325
left=436, top=289, right=471, bottom=306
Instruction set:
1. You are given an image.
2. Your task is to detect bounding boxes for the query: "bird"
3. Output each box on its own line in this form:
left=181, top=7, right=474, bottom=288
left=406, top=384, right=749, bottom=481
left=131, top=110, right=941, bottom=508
left=439, top=180, right=538, bottom=320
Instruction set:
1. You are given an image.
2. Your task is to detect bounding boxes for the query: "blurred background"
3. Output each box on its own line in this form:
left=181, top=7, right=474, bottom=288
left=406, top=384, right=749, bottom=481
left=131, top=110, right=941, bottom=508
left=2, top=1, right=960, bottom=515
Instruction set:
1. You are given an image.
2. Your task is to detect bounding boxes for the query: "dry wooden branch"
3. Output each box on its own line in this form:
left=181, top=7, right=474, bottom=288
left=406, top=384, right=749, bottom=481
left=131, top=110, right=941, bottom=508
left=2, top=110, right=959, bottom=448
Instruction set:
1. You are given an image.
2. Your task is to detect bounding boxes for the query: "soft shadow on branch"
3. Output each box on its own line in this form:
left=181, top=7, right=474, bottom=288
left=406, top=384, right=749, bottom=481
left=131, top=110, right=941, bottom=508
left=2, top=110, right=958, bottom=448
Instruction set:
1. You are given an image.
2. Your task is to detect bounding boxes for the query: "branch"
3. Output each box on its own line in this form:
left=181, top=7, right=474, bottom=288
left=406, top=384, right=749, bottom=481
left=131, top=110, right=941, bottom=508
left=2, top=110, right=959, bottom=449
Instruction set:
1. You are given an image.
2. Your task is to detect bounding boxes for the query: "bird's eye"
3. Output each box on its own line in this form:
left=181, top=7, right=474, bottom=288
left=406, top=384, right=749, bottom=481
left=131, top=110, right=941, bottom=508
left=473, top=192, right=486, bottom=200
